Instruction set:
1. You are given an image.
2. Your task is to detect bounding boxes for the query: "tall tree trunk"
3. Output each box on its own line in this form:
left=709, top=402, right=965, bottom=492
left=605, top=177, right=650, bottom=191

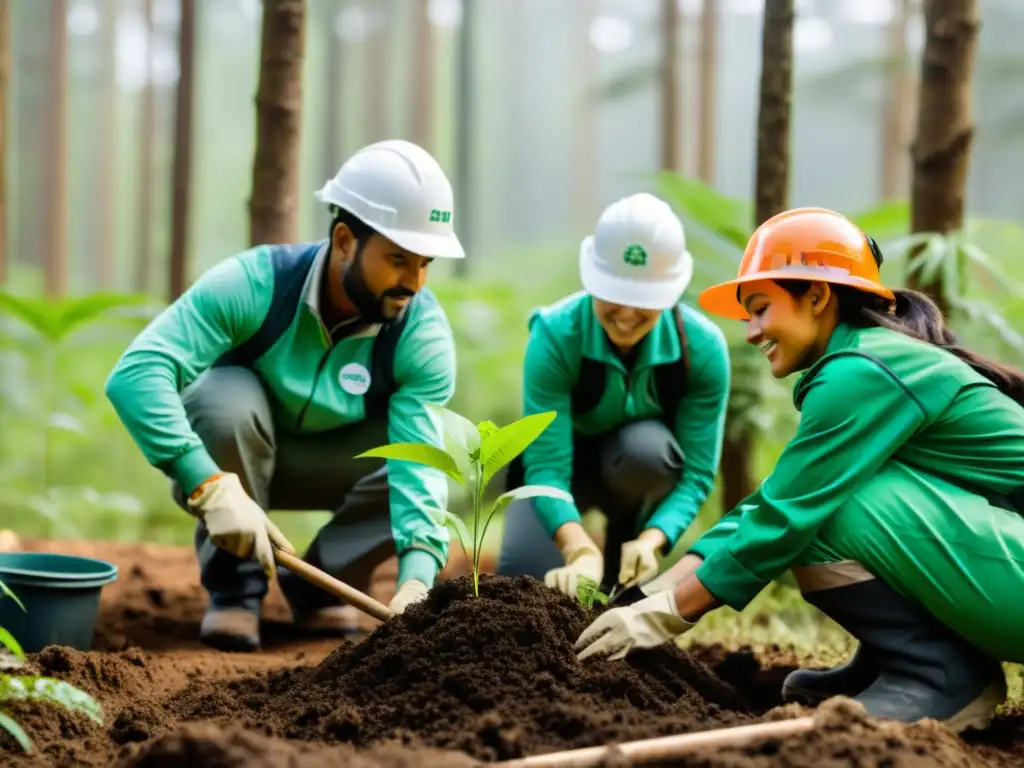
left=45, top=0, right=69, bottom=298
left=96, top=0, right=119, bottom=288
left=249, top=0, right=306, bottom=247
left=0, top=0, right=9, bottom=285
left=408, top=0, right=434, bottom=151
left=168, top=0, right=196, bottom=301
left=908, top=0, right=979, bottom=316
left=721, top=0, right=794, bottom=513
left=697, top=0, right=717, bottom=183
left=321, top=0, right=342, bottom=232
left=453, top=0, right=474, bottom=278
left=363, top=0, right=388, bottom=143
left=659, top=0, right=680, bottom=171
left=572, top=0, right=598, bottom=230
left=880, top=0, right=915, bottom=200
left=134, top=0, right=156, bottom=293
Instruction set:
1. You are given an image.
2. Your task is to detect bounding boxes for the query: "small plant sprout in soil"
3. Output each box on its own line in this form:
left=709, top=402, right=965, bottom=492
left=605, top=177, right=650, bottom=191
left=0, top=578, right=103, bottom=753
left=357, top=405, right=571, bottom=596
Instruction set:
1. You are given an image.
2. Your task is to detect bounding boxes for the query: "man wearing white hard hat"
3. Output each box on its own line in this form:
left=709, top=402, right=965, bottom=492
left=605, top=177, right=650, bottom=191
left=106, top=140, right=463, bottom=651
left=498, top=193, right=730, bottom=600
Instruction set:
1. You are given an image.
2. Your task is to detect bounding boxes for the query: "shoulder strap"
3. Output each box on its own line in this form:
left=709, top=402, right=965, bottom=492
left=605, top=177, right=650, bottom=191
left=215, top=242, right=321, bottom=369
left=362, top=292, right=424, bottom=420
left=652, top=305, right=690, bottom=423
left=570, top=357, right=608, bottom=416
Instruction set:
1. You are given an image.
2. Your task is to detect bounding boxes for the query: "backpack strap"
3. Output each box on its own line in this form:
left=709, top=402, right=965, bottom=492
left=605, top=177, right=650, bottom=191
left=652, top=305, right=690, bottom=425
left=214, top=242, right=322, bottom=369
left=570, top=357, right=608, bottom=417
left=362, top=290, right=427, bottom=420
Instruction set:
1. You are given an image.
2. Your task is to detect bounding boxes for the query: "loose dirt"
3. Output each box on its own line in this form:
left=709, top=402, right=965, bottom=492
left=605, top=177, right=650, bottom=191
left=1, top=539, right=1022, bottom=767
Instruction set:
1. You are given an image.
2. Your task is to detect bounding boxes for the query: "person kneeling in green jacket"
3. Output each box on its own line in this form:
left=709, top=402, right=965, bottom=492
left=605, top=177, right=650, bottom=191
left=574, top=207, right=1024, bottom=733
left=105, top=140, right=465, bottom=652
left=498, top=192, right=730, bottom=598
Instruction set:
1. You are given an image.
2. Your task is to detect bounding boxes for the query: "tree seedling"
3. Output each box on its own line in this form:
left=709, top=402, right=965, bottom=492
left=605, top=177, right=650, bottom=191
left=576, top=577, right=610, bottom=611
left=356, top=405, right=572, bottom=597
left=0, top=578, right=103, bottom=752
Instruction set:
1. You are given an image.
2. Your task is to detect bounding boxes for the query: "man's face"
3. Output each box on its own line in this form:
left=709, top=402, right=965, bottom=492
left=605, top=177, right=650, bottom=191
left=333, top=226, right=433, bottom=324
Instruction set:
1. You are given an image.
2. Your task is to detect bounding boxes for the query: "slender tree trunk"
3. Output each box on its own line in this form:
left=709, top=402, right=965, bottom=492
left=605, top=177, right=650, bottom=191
left=572, top=0, right=598, bottom=230
left=364, top=0, right=388, bottom=143
left=408, top=0, right=434, bottom=151
left=453, top=0, right=474, bottom=277
left=721, top=0, right=794, bottom=513
left=134, top=0, right=156, bottom=293
left=697, top=0, right=717, bottom=183
left=45, top=0, right=69, bottom=298
left=0, top=0, right=9, bottom=285
left=321, top=0, right=341, bottom=233
left=249, top=0, right=306, bottom=247
left=881, top=0, right=915, bottom=200
left=908, top=0, right=979, bottom=316
left=96, top=0, right=119, bottom=288
left=659, top=0, right=680, bottom=171
left=168, top=0, right=196, bottom=301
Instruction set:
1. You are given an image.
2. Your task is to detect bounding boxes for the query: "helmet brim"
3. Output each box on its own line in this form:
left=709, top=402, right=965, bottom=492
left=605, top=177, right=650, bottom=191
left=578, top=236, right=694, bottom=311
left=697, top=269, right=896, bottom=321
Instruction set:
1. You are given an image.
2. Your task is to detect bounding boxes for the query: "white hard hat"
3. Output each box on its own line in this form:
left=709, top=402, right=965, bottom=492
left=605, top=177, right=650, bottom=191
left=579, top=192, right=693, bottom=311
left=315, top=139, right=465, bottom=260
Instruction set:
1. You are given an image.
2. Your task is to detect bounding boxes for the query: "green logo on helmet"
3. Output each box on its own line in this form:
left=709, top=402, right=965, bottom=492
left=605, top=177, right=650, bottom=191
left=623, top=244, right=647, bottom=267
left=430, top=209, right=452, bottom=223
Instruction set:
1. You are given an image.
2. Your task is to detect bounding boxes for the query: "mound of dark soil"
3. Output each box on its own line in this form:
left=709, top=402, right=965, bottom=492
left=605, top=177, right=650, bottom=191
left=170, top=575, right=756, bottom=761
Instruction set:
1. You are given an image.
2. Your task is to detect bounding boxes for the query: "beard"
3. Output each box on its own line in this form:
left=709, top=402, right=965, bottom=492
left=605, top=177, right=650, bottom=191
left=342, top=252, right=415, bottom=325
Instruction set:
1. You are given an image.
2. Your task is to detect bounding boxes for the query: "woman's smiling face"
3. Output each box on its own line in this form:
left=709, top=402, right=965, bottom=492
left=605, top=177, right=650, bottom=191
left=738, top=279, right=833, bottom=378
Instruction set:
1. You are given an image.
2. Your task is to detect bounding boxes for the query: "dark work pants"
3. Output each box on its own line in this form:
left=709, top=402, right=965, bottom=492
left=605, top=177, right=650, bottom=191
left=170, top=366, right=395, bottom=614
left=497, top=418, right=684, bottom=590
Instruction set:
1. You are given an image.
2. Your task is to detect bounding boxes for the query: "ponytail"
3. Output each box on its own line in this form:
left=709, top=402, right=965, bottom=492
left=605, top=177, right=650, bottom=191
left=776, top=280, right=1024, bottom=408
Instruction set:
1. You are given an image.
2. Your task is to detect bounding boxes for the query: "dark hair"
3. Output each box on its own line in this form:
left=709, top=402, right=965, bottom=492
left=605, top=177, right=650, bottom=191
left=776, top=279, right=1024, bottom=407
left=327, top=205, right=376, bottom=247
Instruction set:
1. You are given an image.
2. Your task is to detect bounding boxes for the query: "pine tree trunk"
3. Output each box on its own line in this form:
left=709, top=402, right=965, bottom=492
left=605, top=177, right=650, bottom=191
left=908, top=0, right=979, bottom=316
left=168, top=0, right=196, bottom=300
left=249, top=0, right=306, bottom=247
left=45, top=0, right=69, bottom=298
left=408, top=0, right=434, bottom=151
left=659, top=0, right=680, bottom=171
left=453, top=0, right=474, bottom=278
left=363, top=0, right=388, bottom=144
left=134, top=0, right=156, bottom=293
left=880, top=0, right=915, bottom=200
left=697, top=0, right=718, bottom=184
left=721, top=0, right=794, bottom=513
left=96, top=0, right=119, bottom=289
left=0, top=0, right=9, bottom=285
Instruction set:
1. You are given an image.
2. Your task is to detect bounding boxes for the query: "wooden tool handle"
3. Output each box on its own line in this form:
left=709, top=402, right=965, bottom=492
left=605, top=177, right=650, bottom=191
left=493, top=716, right=816, bottom=767
left=274, top=548, right=395, bottom=623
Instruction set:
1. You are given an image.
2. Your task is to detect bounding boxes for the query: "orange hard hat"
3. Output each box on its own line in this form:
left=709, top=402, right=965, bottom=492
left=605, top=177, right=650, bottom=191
left=697, top=207, right=896, bottom=321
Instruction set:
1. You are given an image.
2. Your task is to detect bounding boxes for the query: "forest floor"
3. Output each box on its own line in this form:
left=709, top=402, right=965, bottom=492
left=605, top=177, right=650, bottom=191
left=2, top=538, right=1024, bottom=767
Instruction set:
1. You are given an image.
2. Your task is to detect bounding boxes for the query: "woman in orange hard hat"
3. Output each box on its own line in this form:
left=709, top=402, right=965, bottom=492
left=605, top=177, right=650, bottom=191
left=573, top=206, right=1024, bottom=733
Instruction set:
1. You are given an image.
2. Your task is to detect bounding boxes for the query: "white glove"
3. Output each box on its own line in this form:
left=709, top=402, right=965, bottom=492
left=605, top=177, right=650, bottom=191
left=618, top=529, right=667, bottom=587
left=388, top=579, right=429, bottom=614
left=187, top=472, right=295, bottom=579
left=574, top=589, right=693, bottom=661
left=545, top=544, right=604, bottom=598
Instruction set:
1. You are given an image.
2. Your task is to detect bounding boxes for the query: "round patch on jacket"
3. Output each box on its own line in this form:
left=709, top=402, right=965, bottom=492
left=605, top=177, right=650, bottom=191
left=338, top=363, right=371, bottom=396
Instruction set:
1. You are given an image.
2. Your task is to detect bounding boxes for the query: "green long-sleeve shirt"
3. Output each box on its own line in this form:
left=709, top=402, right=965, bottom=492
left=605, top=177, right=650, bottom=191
left=104, top=242, right=455, bottom=585
left=519, top=291, right=730, bottom=547
left=690, top=322, right=1024, bottom=610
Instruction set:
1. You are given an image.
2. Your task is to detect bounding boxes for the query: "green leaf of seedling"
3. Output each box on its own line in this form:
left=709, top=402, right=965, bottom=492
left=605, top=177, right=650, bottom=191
left=425, top=404, right=481, bottom=481
left=0, top=629, right=24, bottom=662
left=480, top=412, right=558, bottom=487
left=0, top=581, right=25, bottom=613
left=356, top=443, right=464, bottom=486
left=0, top=676, right=103, bottom=725
left=576, top=576, right=609, bottom=610
left=479, top=484, right=574, bottom=555
left=0, top=711, right=32, bottom=752
left=476, top=420, right=499, bottom=441
left=437, top=510, right=473, bottom=564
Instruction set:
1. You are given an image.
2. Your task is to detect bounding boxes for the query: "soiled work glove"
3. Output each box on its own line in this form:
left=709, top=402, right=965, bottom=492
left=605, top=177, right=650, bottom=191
left=187, top=472, right=295, bottom=579
left=618, top=528, right=668, bottom=587
left=544, top=524, right=604, bottom=598
left=389, top=579, right=429, bottom=615
left=574, top=590, right=693, bottom=661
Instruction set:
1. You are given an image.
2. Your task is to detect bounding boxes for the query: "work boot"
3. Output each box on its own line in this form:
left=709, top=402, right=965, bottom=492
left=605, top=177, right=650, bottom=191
left=278, top=566, right=360, bottom=636
left=199, top=606, right=261, bottom=652
left=782, top=645, right=879, bottom=705
left=789, top=577, right=1006, bottom=733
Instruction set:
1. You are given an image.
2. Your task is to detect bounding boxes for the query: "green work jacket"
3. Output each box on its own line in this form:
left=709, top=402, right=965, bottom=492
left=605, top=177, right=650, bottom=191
left=520, top=291, right=731, bottom=548
left=104, top=243, right=456, bottom=585
left=690, top=322, right=1024, bottom=610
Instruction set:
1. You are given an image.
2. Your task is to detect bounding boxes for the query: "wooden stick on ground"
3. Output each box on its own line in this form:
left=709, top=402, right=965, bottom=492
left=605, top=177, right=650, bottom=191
left=274, top=549, right=395, bottom=623
left=493, top=716, right=816, bottom=768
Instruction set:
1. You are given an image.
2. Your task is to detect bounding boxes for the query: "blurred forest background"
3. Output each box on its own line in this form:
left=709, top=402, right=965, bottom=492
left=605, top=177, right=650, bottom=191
left=1, top=0, right=1022, bottom=584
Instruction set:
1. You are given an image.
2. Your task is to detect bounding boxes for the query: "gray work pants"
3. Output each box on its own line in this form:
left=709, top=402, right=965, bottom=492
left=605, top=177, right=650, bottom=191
left=170, top=366, right=394, bottom=614
left=497, top=419, right=684, bottom=590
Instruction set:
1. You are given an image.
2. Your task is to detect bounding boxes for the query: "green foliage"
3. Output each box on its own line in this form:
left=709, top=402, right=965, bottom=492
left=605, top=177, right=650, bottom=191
left=357, top=405, right=571, bottom=596
left=0, top=581, right=103, bottom=753
left=575, top=576, right=609, bottom=610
